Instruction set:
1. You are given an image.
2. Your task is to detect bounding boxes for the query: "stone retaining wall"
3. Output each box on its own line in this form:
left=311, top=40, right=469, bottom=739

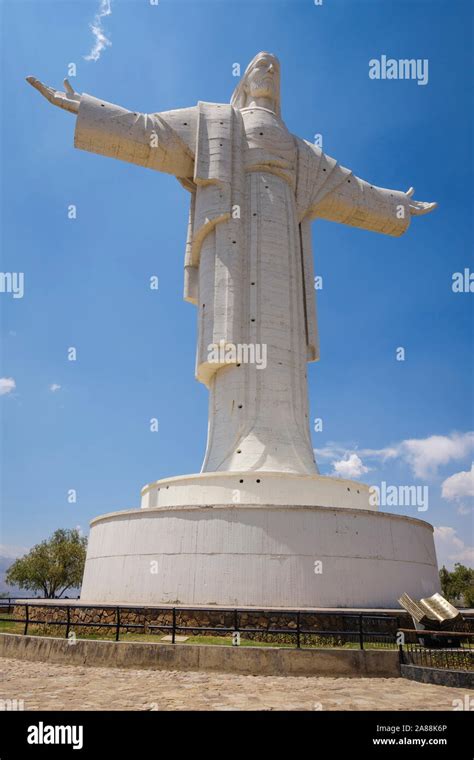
left=0, top=633, right=400, bottom=677
left=401, top=664, right=474, bottom=689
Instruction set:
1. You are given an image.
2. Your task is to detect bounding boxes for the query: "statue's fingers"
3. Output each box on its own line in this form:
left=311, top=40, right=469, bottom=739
left=26, top=76, right=55, bottom=101
left=410, top=201, right=437, bottom=216
left=26, top=76, right=44, bottom=92
left=406, top=186, right=415, bottom=197
left=64, top=78, right=75, bottom=96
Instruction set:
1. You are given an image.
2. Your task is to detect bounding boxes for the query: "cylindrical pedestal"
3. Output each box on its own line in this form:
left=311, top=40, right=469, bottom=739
left=80, top=502, right=439, bottom=608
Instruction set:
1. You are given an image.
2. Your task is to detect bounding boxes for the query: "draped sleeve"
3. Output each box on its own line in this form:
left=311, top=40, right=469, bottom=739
left=74, top=94, right=196, bottom=179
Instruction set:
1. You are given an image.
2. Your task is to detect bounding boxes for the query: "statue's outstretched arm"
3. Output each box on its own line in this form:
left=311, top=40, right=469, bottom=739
left=312, top=172, right=437, bottom=237
left=26, top=76, right=195, bottom=179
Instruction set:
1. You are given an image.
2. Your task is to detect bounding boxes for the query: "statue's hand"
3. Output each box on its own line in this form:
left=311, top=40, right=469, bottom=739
left=26, top=77, right=81, bottom=115
left=405, top=187, right=437, bottom=216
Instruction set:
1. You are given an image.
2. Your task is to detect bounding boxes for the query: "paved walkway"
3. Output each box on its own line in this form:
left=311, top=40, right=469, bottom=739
left=0, top=658, right=469, bottom=710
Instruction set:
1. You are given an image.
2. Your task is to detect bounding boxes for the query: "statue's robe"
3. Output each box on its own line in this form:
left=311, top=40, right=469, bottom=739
left=74, top=95, right=411, bottom=474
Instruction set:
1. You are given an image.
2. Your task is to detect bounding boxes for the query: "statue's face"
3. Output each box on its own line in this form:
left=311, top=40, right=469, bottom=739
left=245, top=55, right=278, bottom=102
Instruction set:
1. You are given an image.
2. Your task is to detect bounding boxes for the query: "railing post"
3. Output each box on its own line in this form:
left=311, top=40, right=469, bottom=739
left=296, top=611, right=301, bottom=649
left=24, top=604, right=29, bottom=636
left=65, top=605, right=71, bottom=639
left=358, top=614, right=364, bottom=650
left=115, top=607, right=120, bottom=641
left=172, top=608, right=176, bottom=644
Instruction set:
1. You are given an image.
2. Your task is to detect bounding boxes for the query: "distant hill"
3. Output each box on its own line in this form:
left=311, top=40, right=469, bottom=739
left=0, top=550, right=27, bottom=596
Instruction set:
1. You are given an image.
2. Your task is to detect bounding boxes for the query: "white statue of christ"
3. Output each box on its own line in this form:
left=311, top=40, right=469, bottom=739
left=27, top=52, right=436, bottom=477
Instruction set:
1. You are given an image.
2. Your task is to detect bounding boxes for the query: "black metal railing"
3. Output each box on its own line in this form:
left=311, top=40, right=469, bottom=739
left=2, top=602, right=472, bottom=661
left=0, top=597, right=80, bottom=613
left=0, top=601, right=404, bottom=649
left=398, top=629, right=473, bottom=671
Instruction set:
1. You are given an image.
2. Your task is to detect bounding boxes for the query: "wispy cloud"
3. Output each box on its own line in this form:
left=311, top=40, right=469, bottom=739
left=315, top=432, right=474, bottom=480
left=434, top=526, right=474, bottom=569
left=0, top=377, right=16, bottom=396
left=49, top=384, right=61, bottom=392
left=84, top=0, right=112, bottom=63
left=399, top=434, right=474, bottom=479
left=441, top=463, right=474, bottom=520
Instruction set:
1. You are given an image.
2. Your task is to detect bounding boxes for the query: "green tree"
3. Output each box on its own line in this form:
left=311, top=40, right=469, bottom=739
left=439, top=565, right=453, bottom=599
left=439, top=563, right=474, bottom=607
left=5, top=529, right=87, bottom=598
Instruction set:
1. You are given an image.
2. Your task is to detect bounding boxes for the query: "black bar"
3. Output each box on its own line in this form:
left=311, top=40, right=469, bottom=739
left=296, top=611, right=301, bottom=649
left=358, top=613, right=364, bottom=650
left=24, top=603, right=29, bottom=635
left=0, top=601, right=405, bottom=621
left=115, top=607, right=120, bottom=642
left=65, top=605, right=71, bottom=639
left=172, top=607, right=176, bottom=644
left=0, top=618, right=143, bottom=629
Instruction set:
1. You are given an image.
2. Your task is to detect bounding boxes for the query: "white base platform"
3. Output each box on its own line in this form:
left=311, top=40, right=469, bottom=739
left=81, top=495, right=440, bottom=609
left=140, top=471, right=375, bottom=510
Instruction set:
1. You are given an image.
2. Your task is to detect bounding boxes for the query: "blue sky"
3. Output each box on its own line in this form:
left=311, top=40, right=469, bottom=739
left=0, top=0, right=472, bottom=573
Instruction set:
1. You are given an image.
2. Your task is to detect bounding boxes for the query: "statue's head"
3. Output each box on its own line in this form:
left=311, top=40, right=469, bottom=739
left=231, top=52, right=281, bottom=116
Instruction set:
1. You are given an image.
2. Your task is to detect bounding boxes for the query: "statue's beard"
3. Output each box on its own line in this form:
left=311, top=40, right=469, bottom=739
left=247, top=78, right=280, bottom=111
left=250, top=78, right=275, bottom=98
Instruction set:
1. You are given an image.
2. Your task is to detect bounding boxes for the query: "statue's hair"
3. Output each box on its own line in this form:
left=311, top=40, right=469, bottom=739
left=230, top=51, right=281, bottom=117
